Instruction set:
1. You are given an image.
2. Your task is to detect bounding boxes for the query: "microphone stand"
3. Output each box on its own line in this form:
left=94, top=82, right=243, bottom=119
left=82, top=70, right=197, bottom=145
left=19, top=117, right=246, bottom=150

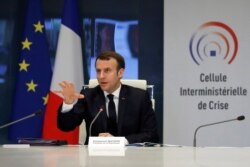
left=89, top=108, right=103, bottom=137
left=0, top=109, right=42, bottom=129
left=193, top=116, right=245, bottom=147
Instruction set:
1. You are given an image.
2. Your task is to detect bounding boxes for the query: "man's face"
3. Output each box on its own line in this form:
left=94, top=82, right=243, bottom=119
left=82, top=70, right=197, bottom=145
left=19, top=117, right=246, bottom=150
left=95, top=58, right=124, bottom=93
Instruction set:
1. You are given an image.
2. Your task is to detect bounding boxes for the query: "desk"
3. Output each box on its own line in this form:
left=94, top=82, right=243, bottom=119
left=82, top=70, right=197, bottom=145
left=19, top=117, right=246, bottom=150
left=1, top=145, right=250, bottom=167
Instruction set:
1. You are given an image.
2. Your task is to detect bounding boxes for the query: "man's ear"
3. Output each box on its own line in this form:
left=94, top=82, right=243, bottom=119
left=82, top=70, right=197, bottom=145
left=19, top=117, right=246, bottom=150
left=118, top=68, right=124, bottom=78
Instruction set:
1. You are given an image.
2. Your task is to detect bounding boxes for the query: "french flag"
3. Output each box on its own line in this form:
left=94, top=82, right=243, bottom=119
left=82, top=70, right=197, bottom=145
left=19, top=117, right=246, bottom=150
left=42, top=0, right=84, bottom=144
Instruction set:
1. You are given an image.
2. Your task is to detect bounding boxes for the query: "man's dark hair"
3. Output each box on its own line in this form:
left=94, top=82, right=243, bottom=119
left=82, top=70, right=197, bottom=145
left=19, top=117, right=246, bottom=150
left=95, top=51, right=125, bottom=70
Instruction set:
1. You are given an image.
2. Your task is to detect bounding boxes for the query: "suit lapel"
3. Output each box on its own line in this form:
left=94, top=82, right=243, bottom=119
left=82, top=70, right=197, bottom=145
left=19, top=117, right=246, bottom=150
left=117, top=85, right=128, bottom=135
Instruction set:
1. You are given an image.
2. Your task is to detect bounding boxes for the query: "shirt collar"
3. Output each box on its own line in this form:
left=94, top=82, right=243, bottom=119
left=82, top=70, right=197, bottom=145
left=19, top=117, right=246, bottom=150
left=104, top=84, right=121, bottom=99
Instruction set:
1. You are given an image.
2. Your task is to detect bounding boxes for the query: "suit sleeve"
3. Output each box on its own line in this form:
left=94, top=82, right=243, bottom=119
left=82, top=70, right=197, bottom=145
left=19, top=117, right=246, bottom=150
left=57, top=89, right=86, bottom=132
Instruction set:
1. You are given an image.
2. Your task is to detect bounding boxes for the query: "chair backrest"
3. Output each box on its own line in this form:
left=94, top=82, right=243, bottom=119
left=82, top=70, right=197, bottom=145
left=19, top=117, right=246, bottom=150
left=87, top=79, right=155, bottom=109
left=88, top=79, right=147, bottom=90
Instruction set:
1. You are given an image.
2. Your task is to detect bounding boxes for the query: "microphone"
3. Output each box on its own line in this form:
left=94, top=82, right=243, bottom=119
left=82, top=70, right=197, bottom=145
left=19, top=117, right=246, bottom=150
left=89, top=107, right=104, bottom=137
left=0, top=109, right=43, bottom=129
left=193, top=115, right=245, bottom=147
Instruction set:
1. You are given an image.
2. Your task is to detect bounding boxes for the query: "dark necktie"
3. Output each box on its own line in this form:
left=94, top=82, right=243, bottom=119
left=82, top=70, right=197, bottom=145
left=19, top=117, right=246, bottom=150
left=107, top=94, right=117, bottom=135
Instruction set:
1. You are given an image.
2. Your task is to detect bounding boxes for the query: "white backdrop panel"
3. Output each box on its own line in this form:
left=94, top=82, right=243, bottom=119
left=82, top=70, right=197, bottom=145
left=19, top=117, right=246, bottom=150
left=164, top=0, right=250, bottom=146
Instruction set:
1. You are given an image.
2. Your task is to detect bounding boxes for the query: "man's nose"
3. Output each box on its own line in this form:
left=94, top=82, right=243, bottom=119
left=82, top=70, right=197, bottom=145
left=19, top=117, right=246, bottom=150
left=99, top=71, right=105, bottom=78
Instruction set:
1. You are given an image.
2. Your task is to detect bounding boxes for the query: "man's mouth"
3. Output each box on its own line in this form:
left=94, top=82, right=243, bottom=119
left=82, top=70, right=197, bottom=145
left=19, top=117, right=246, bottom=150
left=100, top=82, right=108, bottom=86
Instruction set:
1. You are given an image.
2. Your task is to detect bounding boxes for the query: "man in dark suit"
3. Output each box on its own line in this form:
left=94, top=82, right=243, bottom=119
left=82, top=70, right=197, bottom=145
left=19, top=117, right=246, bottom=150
left=56, top=51, right=159, bottom=144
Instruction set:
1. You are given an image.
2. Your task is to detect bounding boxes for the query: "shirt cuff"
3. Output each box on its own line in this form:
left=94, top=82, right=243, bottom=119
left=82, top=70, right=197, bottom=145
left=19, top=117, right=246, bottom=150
left=61, top=102, right=74, bottom=113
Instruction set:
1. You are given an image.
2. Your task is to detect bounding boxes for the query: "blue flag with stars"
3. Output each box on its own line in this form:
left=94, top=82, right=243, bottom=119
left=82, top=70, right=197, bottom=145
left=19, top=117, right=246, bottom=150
left=8, top=0, right=52, bottom=143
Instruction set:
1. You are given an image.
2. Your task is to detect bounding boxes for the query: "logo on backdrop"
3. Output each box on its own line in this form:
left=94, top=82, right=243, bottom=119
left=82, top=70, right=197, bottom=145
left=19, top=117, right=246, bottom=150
left=189, top=21, right=238, bottom=65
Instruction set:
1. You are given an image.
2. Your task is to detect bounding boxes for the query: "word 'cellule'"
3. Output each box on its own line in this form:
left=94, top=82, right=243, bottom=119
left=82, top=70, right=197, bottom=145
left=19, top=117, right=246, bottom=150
left=200, top=73, right=227, bottom=82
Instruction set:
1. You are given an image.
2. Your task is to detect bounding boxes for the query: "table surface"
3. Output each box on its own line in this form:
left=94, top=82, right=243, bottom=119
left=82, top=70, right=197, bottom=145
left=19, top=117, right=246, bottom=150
left=1, top=145, right=250, bottom=167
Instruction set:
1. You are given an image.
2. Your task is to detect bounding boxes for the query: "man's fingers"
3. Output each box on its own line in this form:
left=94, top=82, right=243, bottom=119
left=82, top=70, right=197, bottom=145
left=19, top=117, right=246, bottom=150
left=53, top=90, right=84, bottom=98
left=59, top=81, right=74, bottom=88
left=98, top=133, right=113, bottom=137
left=55, top=81, right=84, bottom=102
left=74, top=93, right=84, bottom=99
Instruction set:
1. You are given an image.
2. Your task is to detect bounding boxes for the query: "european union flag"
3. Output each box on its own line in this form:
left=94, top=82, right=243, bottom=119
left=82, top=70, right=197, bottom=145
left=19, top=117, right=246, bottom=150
left=8, top=0, right=52, bottom=143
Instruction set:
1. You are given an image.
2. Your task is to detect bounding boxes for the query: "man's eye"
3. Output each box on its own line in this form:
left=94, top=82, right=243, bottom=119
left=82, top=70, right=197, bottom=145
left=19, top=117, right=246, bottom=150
left=105, top=69, right=111, bottom=73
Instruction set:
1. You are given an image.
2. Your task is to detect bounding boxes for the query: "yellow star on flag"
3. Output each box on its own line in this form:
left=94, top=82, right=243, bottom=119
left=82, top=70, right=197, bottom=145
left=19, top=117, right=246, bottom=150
left=42, top=94, right=49, bottom=105
left=33, top=21, right=44, bottom=33
left=19, top=59, right=30, bottom=72
left=22, top=38, right=32, bottom=50
left=26, top=80, right=38, bottom=92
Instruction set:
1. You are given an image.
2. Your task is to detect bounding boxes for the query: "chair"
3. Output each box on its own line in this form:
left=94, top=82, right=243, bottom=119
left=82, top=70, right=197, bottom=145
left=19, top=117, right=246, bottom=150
left=78, top=79, right=155, bottom=144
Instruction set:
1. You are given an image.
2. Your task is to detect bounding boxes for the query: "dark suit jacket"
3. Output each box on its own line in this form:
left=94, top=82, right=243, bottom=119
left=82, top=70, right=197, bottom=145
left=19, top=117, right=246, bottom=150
left=57, top=84, right=159, bottom=144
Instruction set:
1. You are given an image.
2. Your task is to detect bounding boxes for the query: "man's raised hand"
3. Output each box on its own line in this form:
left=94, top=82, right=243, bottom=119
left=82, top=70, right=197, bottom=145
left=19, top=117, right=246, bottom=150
left=54, top=81, right=84, bottom=104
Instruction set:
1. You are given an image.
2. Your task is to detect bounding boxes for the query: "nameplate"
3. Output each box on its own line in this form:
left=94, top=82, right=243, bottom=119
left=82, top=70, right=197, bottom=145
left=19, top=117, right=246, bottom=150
left=88, top=137, right=125, bottom=149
